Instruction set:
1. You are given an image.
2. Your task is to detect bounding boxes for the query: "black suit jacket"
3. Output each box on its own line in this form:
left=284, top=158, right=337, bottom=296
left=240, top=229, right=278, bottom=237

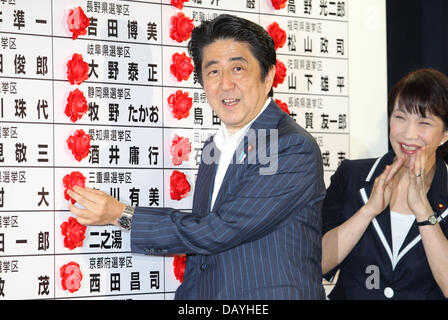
left=131, top=101, right=326, bottom=299
left=322, top=150, right=448, bottom=299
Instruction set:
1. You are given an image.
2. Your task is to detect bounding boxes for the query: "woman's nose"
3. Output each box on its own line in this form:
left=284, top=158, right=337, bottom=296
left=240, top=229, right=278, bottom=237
left=403, top=120, right=419, bottom=139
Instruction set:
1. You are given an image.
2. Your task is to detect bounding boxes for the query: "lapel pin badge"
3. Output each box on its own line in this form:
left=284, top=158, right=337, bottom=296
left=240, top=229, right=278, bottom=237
left=238, top=152, right=246, bottom=163
left=438, top=203, right=446, bottom=211
left=238, top=145, right=254, bottom=164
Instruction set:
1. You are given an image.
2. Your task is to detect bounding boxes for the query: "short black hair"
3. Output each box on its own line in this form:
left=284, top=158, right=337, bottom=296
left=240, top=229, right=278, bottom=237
left=187, top=14, right=276, bottom=97
left=388, top=68, right=448, bottom=127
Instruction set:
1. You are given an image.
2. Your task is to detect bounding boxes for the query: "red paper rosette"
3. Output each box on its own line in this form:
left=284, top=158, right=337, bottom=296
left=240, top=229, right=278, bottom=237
left=267, top=22, right=286, bottom=50
left=67, top=6, right=90, bottom=40
left=67, top=53, right=89, bottom=85
left=171, top=135, right=191, bottom=166
left=64, top=88, right=88, bottom=122
left=170, top=12, right=194, bottom=43
left=60, top=217, right=86, bottom=250
left=60, top=261, right=83, bottom=293
left=171, top=0, right=189, bottom=9
left=66, top=129, right=91, bottom=161
left=170, top=52, right=194, bottom=82
left=271, top=0, right=287, bottom=10
left=273, top=59, right=287, bottom=88
left=167, top=90, right=193, bottom=120
left=63, top=171, right=86, bottom=204
left=173, top=255, right=187, bottom=283
left=275, top=98, right=290, bottom=114
left=170, top=170, right=190, bottom=200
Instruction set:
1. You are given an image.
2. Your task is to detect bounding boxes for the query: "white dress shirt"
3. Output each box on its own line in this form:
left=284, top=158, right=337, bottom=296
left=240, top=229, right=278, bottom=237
left=210, top=98, right=272, bottom=209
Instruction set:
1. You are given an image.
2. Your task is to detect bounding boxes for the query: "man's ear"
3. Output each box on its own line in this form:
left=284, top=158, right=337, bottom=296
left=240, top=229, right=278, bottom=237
left=264, top=65, right=276, bottom=95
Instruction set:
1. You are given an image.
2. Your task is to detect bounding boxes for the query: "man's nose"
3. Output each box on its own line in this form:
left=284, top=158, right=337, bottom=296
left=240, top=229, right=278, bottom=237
left=220, top=70, right=235, bottom=90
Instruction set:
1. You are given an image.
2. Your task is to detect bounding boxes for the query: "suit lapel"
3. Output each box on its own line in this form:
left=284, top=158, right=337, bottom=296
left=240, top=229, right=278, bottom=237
left=361, top=152, right=448, bottom=270
left=396, top=217, right=419, bottom=258
left=211, top=101, right=282, bottom=212
left=193, top=138, right=220, bottom=216
left=211, top=153, right=239, bottom=212
left=360, top=185, right=394, bottom=266
left=359, top=152, right=394, bottom=267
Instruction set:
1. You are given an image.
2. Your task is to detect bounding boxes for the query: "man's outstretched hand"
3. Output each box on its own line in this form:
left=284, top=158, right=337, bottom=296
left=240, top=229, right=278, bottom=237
left=67, top=186, right=126, bottom=226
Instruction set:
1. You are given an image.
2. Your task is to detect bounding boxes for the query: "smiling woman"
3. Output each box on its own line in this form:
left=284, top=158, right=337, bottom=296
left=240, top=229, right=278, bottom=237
left=321, top=68, right=448, bottom=300
left=388, top=68, right=448, bottom=169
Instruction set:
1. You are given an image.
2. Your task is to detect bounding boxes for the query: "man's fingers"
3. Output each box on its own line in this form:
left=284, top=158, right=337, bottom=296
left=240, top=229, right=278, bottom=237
left=68, top=203, right=91, bottom=220
left=75, top=216, right=92, bottom=226
left=68, top=204, right=95, bottom=226
left=72, top=186, right=110, bottom=208
left=67, top=188, right=97, bottom=212
left=72, top=185, right=103, bottom=200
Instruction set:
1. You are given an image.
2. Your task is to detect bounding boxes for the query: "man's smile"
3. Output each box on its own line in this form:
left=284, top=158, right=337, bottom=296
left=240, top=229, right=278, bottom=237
left=222, top=98, right=240, bottom=107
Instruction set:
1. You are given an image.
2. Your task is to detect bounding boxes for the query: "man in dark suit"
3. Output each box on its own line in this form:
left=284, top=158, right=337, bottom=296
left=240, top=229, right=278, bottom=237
left=68, top=14, right=326, bottom=299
